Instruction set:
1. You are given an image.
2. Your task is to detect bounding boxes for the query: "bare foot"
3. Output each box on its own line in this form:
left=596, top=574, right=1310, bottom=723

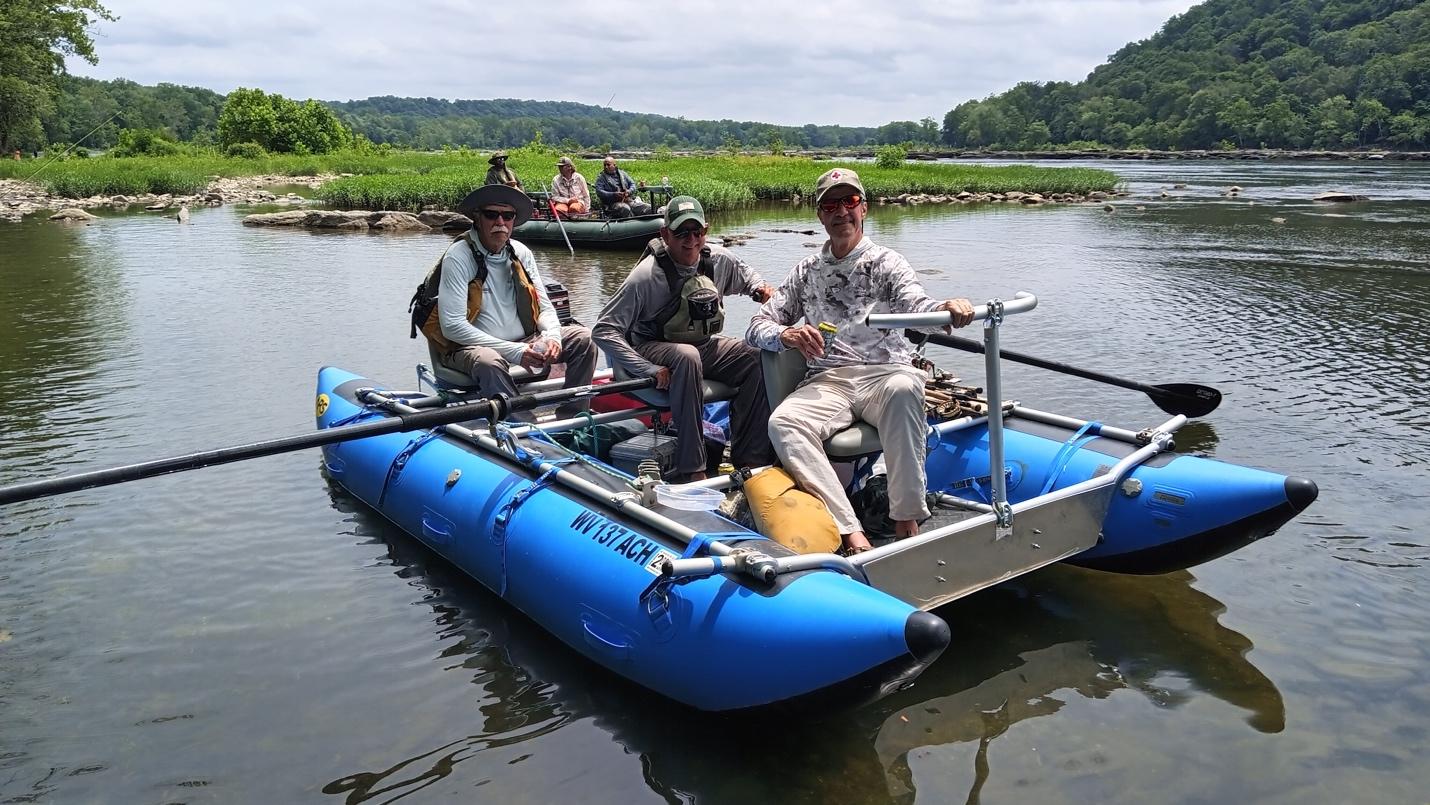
left=894, top=519, right=920, bottom=539
left=842, top=530, right=873, bottom=554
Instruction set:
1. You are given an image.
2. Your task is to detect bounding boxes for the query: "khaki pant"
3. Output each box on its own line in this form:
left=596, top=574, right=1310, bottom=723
left=439, top=325, right=597, bottom=419
left=636, top=336, right=776, bottom=475
left=767, top=364, right=930, bottom=535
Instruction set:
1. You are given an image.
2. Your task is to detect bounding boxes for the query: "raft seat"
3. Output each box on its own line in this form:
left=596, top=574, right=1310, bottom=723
left=761, top=349, right=882, bottom=458
left=426, top=342, right=549, bottom=391
left=609, top=361, right=737, bottom=409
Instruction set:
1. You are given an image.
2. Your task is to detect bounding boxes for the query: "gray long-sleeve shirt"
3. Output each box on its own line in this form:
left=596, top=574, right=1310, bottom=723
left=594, top=242, right=765, bottom=377
left=436, top=236, right=561, bottom=363
left=746, top=236, right=942, bottom=370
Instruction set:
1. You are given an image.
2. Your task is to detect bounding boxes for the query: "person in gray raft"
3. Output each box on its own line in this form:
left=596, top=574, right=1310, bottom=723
left=414, top=184, right=595, bottom=419
left=746, top=168, right=976, bottom=555
left=594, top=156, right=651, bottom=218
left=594, top=196, right=776, bottom=482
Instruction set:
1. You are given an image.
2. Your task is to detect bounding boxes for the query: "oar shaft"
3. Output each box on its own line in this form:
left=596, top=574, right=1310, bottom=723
left=923, top=332, right=1158, bottom=395
left=0, top=376, right=654, bottom=506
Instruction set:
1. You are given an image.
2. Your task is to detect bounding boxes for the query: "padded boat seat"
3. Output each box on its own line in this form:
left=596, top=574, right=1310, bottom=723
left=761, top=349, right=882, bottom=458
left=610, top=360, right=737, bottom=408
left=427, top=342, right=548, bottom=390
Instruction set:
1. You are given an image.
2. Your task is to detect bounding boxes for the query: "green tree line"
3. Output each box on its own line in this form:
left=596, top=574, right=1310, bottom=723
left=943, top=0, right=1430, bottom=150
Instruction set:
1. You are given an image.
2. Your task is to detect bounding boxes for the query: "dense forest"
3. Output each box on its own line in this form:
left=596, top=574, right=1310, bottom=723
left=942, top=0, right=1430, bottom=150
left=327, top=96, right=888, bottom=151
left=35, top=79, right=886, bottom=152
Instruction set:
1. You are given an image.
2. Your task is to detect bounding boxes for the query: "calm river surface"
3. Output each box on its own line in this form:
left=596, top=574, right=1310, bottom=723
left=2, top=160, right=1427, bottom=804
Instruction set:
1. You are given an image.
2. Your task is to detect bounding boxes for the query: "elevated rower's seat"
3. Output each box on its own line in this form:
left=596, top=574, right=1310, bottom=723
left=761, top=349, right=882, bottom=458
left=609, top=360, right=737, bottom=409
left=426, top=342, right=549, bottom=391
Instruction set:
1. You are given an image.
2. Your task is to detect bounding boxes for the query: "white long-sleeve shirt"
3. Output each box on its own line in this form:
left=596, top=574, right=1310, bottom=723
left=746, top=236, right=942, bottom=370
left=436, top=236, right=561, bottom=362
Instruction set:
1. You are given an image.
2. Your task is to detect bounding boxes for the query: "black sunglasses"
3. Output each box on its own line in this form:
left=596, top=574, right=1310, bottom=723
left=671, top=226, right=706, bottom=241
left=481, top=209, right=517, bottom=222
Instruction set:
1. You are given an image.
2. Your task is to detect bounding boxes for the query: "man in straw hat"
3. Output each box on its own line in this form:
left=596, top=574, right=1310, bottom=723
left=550, top=157, right=590, bottom=216
left=420, top=184, right=594, bottom=418
left=746, top=168, right=976, bottom=555
left=594, top=196, right=775, bottom=481
left=484, top=151, right=523, bottom=189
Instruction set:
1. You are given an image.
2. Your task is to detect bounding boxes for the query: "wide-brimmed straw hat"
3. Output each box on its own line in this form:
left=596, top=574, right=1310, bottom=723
left=455, top=184, right=533, bottom=225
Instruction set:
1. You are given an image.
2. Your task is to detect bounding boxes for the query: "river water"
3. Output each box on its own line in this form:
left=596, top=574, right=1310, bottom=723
left=1, top=160, right=1427, bottom=804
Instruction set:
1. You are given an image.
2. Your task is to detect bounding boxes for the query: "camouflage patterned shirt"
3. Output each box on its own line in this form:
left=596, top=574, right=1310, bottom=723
left=746, top=236, right=943, bottom=370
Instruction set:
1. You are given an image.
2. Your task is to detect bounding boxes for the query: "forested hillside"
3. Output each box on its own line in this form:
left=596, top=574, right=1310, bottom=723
left=325, top=96, right=881, bottom=151
left=942, top=0, right=1430, bottom=150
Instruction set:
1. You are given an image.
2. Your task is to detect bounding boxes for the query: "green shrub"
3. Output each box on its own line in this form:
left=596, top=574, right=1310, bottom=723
left=874, top=143, right=907, bottom=169
left=225, top=141, right=267, bottom=159
left=109, top=128, right=184, bottom=158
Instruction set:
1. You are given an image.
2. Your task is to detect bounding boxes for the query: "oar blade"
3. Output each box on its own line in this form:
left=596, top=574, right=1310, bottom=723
left=1150, top=383, right=1222, bottom=418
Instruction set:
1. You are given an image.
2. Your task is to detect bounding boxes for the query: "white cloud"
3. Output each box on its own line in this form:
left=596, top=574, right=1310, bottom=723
left=72, top=0, right=1198, bottom=126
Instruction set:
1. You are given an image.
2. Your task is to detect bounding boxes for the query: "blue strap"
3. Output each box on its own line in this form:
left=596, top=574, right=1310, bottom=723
left=1039, top=421, right=1102, bottom=495
left=326, top=408, right=383, bottom=428
left=493, top=466, right=564, bottom=596
left=377, top=429, right=442, bottom=507
left=681, top=531, right=767, bottom=559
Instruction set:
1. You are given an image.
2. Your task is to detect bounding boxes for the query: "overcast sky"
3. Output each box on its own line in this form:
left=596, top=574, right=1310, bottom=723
left=70, top=0, right=1200, bottom=128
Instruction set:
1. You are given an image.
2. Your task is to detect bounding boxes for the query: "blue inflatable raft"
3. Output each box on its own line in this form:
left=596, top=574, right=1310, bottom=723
left=314, top=355, right=1316, bottom=711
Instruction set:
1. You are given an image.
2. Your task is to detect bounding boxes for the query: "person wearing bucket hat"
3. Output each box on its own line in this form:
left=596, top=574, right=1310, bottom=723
left=484, top=151, right=523, bottom=190
left=746, top=167, right=976, bottom=554
left=594, top=156, right=651, bottom=218
left=594, top=196, right=777, bottom=481
left=415, top=184, right=594, bottom=418
left=549, top=156, right=590, bottom=216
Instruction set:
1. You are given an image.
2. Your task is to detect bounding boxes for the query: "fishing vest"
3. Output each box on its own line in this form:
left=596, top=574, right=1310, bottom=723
left=647, top=241, right=723, bottom=345
left=408, top=232, right=542, bottom=352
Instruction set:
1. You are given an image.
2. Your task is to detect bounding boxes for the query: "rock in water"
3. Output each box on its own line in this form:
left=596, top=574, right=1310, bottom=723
left=176, top=205, right=190, bottom=223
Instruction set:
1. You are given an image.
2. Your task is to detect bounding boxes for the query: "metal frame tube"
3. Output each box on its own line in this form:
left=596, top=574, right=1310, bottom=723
left=865, top=291, right=1038, bottom=329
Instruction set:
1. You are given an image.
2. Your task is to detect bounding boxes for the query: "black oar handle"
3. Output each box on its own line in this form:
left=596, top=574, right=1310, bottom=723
left=923, top=331, right=1160, bottom=395
left=0, top=376, right=655, bottom=506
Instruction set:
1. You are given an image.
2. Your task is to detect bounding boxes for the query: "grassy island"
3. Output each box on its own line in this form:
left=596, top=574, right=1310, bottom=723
left=0, top=148, right=1119, bottom=211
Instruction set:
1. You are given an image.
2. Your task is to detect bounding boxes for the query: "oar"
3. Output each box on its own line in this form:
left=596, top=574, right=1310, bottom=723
left=0, top=376, right=655, bottom=506
left=918, top=331, right=1222, bottom=418
left=548, top=198, right=575, bottom=256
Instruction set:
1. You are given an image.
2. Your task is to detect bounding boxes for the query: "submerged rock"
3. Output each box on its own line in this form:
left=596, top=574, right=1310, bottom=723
left=242, top=209, right=436, bottom=232
left=49, top=208, right=98, bottom=221
left=1313, top=191, right=1370, bottom=202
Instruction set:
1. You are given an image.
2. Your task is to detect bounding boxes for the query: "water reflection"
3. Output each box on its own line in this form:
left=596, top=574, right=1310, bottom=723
left=870, top=567, right=1284, bottom=802
left=320, top=484, right=1279, bottom=805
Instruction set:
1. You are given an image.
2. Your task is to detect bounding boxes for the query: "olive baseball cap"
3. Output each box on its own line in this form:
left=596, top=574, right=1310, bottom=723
left=814, top=168, right=865, bottom=204
left=663, top=196, right=706, bottom=231
left=556, top=156, right=575, bottom=167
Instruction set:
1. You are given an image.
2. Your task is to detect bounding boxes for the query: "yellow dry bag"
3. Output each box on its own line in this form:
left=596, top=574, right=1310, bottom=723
left=744, top=467, right=841, bottom=554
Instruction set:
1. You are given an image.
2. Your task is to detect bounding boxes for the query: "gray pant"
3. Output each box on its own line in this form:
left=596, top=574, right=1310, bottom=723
left=767, top=364, right=930, bottom=535
left=605, top=199, right=652, bottom=219
left=637, top=336, right=776, bottom=475
left=439, top=325, right=597, bottom=419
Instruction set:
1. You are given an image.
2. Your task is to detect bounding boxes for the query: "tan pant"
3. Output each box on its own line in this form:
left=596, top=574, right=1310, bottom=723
left=439, top=325, right=596, bottom=419
left=767, top=364, right=930, bottom=535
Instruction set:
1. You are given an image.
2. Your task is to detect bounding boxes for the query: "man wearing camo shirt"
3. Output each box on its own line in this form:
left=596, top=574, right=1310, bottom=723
left=746, top=168, right=975, bottom=555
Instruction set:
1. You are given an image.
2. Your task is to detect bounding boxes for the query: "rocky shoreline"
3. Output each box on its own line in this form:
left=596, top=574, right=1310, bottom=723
left=0, top=174, right=333, bottom=223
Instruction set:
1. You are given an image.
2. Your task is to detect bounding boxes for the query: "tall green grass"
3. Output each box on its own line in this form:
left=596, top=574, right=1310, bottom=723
left=3, top=150, right=1119, bottom=209
left=319, top=153, right=1118, bottom=211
